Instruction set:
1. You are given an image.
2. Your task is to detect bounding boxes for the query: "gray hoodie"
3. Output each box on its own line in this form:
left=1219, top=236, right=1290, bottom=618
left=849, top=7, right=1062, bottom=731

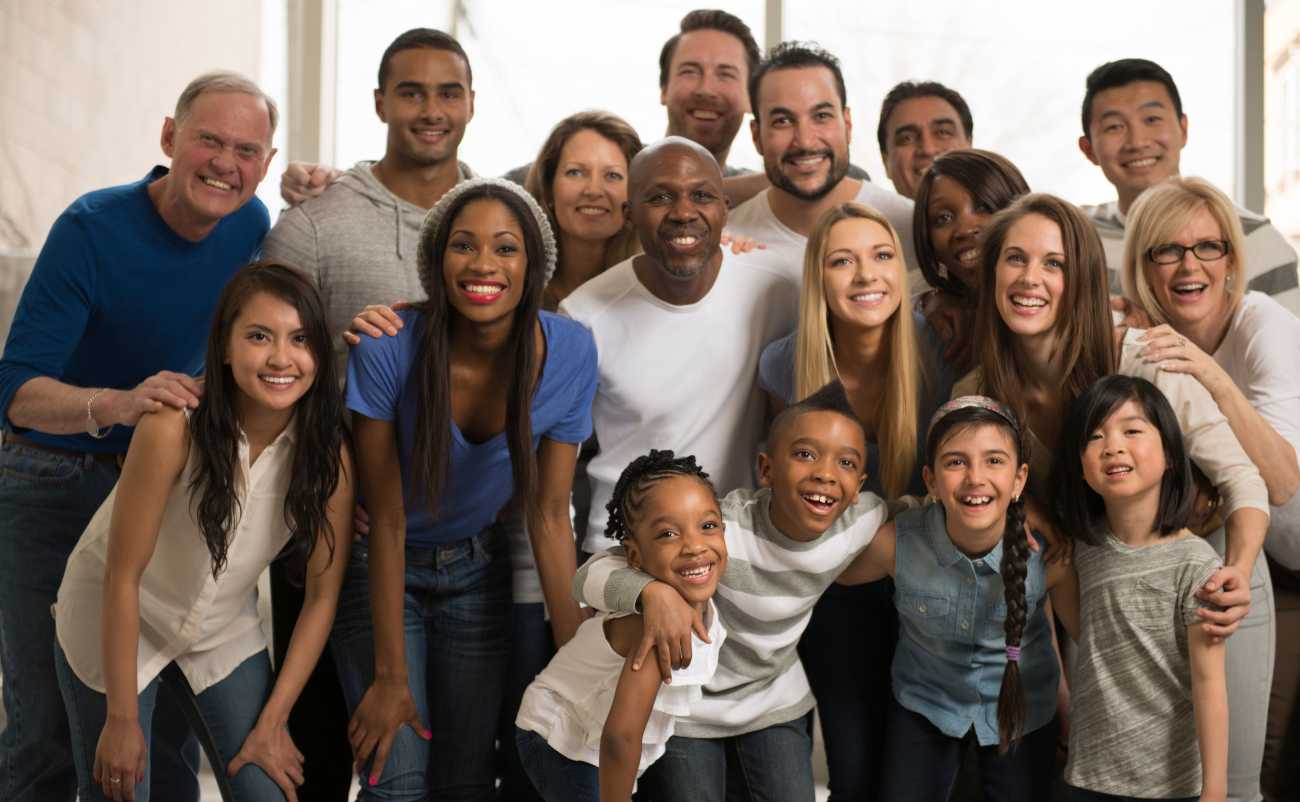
left=260, top=160, right=475, bottom=373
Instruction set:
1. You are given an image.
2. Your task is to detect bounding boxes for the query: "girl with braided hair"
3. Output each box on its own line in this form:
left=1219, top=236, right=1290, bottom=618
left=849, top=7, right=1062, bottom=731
left=836, top=395, right=1080, bottom=802
left=1052, top=375, right=1227, bottom=802
left=514, top=449, right=727, bottom=802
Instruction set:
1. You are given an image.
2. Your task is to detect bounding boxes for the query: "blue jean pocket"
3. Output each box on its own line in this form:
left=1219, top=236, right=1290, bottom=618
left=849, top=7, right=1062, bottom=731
left=0, top=443, right=81, bottom=486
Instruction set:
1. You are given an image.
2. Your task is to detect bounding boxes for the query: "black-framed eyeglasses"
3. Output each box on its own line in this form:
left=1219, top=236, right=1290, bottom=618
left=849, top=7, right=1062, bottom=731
left=1146, top=239, right=1230, bottom=265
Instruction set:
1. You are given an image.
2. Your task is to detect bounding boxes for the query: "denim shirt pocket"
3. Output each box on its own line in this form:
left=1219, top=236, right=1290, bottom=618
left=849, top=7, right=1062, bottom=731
left=898, top=591, right=951, bottom=640
left=984, top=561, right=1044, bottom=639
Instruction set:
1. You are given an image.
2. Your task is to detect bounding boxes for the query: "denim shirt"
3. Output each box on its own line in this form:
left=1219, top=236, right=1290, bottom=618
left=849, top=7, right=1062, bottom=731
left=891, top=503, right=1059, bottom=746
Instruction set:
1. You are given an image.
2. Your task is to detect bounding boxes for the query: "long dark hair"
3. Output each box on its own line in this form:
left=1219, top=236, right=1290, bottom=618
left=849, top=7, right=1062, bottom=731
left=189, top=262, right=345, bottom=581
left=911, top=149, right=1029, bottom=299
left=925, top=401, right=1031, bottom=752
left=972, top=193, right=1115, bottom=426
left=1051, top=375, right=1194, bottom=545
left=410, top=183, right=548, bottom=519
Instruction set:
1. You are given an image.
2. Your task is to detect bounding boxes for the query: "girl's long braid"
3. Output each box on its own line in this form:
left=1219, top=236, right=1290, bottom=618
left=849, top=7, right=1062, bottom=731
left=605, top=450, right=711, bottom=542
left=997, top=495, right=1031, bottom=752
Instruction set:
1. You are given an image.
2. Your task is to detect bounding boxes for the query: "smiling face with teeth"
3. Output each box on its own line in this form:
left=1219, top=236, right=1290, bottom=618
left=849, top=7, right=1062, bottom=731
left=758, top=409, right=867, bottom=542
left=155, top=90, right=275, bottom=241
left=662, top=28, right=751, bottom=164
left=923, top=422, right=1027, bottom=548
left=993, top=213, right=1067, bottom=344
left=624, top=474, right=728, bottom=608
left=1141, top=206, right=1235, bottom=331
left=375, top=47, right=474, bottom=169
left=441, top=198, right=528, bottom=327
left=1079, top=81, right=1187, bottom=213
left=751, top=65, right=852, bottom=202
left=628, top=140, right=726, bottom=294
left=820, top=217, right=904, bottom=331
left=1081, top=398, right=1168, bottom=508
left=225, top=291, right=318, bottom=423
left=926, top=176, right=992, bottom=292
left=549, top=128, right=631, bottom=246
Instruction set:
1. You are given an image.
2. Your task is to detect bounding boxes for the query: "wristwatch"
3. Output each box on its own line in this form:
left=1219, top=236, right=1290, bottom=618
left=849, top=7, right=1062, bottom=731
left=86, top=388, right=112, bottom=439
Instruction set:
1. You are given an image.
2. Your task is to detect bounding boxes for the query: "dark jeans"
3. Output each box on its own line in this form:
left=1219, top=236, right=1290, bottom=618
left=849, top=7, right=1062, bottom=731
left=270, top=559, right=352, bottom=801
left=636, top=711, right=815, bottom=802
left=498, top=602, right=554, bottom=802
left=880, top=700, right=1056, bottom=802
left=0, top=441, right=197, bottom=802
left=55, top=645, right=284, bottom=802
left=798, top=579, right=897, bottom=801
left=331, top=528, right=511, bottom=801
left=514, top=727, right=597, bottom=802
left=1069, top=789, right=1197, bottom=802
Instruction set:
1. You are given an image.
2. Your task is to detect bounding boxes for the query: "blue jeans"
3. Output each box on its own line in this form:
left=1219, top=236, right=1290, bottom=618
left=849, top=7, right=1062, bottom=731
left=54, top=644, right=284, bottom=802
left=797, top=579, right=897, bottom=801
left=331, top=527, right=511, bottom=801
left=498, top=602, right=553, bottom=801
left=879, top=700, right=1056, bottom=802
left=1070, top=788, right=1197, bottom=802
left=514, top=727, right=597, bottom=802
left=0, top=440, right=196, bottom=802
left=637, top=711, right=815, bottom=802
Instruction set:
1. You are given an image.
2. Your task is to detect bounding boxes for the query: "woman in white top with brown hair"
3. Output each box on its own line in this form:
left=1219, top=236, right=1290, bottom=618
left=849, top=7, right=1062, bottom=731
left=52, top=263, right=354, bottom=802
left=1121, top=176, right=1300, bottom=801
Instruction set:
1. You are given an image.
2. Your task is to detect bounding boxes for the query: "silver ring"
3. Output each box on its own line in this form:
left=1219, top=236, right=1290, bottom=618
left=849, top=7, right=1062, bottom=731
left=110, top=777, right=122, bottom=784
left=1178, top=335, right=1186, bottom=347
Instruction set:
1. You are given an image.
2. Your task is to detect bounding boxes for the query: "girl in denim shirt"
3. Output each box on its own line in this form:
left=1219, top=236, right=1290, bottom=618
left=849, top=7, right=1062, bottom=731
left=838, top=396, right=1079, bottom=802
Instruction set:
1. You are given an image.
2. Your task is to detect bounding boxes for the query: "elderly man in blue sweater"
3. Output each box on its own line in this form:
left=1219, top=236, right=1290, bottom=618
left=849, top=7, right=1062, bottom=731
left=0, top=71, right=276, bottom=802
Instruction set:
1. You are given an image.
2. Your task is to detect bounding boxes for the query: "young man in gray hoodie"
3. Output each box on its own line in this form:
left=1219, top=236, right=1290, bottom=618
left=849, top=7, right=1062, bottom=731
left=261, top=27, right=475, bottom=372
left=257, top=27, right=475, bottom=802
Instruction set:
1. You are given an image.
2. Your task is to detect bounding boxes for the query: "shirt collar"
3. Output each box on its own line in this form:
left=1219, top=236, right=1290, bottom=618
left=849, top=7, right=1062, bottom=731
left=923, top=503, right=1005, bottom=571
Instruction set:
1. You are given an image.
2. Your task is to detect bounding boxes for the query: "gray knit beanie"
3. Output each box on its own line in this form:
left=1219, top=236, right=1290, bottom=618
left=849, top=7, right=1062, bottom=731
left=417, top=177, right=558, bottom=298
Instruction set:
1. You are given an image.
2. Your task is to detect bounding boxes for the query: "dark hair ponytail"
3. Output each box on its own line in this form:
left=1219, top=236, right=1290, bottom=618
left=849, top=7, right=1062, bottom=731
left=996, top=494, right=1030, bottom=752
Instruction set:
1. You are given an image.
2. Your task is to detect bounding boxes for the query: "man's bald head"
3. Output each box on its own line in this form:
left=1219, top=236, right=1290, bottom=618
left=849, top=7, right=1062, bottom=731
left=625, top=135, right=727, bottom=289
left=628, top=135, right=722, bottom=198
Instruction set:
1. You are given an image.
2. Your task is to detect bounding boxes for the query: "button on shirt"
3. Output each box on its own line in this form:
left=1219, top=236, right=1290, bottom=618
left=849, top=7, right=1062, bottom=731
left=55, top=423, right=296, bottom=694
left=891, top=503, right=1058, bottom=746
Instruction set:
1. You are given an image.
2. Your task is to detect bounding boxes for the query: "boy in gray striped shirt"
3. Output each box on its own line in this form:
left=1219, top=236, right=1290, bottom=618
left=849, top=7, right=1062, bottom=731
left=572, top=383, right=891, bottom=802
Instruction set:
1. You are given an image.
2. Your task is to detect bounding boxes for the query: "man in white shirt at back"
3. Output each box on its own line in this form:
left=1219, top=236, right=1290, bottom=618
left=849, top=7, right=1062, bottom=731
left=560, top=136, right=798, bottom=557
left=726, top=42, right=919, bottom=289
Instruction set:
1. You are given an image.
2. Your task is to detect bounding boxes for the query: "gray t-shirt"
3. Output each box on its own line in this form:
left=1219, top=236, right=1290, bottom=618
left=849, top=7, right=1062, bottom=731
left=1066, top=531, right=1222, bottom=798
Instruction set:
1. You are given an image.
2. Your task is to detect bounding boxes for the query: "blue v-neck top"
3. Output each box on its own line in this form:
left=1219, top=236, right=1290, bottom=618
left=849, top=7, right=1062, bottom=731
left=346, top=309, right=596, bottom=546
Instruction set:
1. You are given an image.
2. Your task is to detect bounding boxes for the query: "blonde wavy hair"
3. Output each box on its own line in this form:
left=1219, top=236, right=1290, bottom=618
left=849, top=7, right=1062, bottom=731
left=794, top=202, right=921, bottom=498
left=1122, top=176, right=1246, bottom=326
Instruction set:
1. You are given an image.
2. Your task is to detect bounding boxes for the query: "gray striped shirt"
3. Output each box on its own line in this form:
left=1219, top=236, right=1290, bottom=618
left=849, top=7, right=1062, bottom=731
left=573, top=486, right=887, bottom=738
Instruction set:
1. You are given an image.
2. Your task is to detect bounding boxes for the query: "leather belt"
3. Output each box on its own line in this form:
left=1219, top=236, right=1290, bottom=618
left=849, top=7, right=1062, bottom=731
left=4, top=431, right=123, bottom=465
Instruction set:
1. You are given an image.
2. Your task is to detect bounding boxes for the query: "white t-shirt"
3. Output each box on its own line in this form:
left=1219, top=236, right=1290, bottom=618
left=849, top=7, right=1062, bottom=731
left=560, top=249, right=799, bottom=554
left=725, top=180, right=923, bottom=294
left=515, top=601, right=725, bottom=774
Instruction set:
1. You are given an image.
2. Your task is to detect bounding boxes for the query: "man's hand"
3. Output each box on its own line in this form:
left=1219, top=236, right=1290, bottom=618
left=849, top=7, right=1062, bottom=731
left=343, top=303, right=413, bottom=346
left=633, top=581, right=709, bottom=683
left=101, top=371, right=203, bottom=427
left=1195, top=564, right=1251, bottom=640
left=280, top=162, right=342, bottom=206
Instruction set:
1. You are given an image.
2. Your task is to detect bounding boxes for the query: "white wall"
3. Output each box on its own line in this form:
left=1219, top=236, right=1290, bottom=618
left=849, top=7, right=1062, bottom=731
left=0, top=0, right=265, bottom=256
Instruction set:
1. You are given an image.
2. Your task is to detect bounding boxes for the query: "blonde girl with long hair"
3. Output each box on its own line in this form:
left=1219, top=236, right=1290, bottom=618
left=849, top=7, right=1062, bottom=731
left=757, top=200, right=956, bottom=797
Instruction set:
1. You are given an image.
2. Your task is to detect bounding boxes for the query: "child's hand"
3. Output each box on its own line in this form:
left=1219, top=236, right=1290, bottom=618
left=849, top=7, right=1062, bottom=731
left=1195, top=564, right=1251, bottom=641
left=1024, top=497, right=1071, bottom=565
left=634, top=581, right=709, bottom=683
